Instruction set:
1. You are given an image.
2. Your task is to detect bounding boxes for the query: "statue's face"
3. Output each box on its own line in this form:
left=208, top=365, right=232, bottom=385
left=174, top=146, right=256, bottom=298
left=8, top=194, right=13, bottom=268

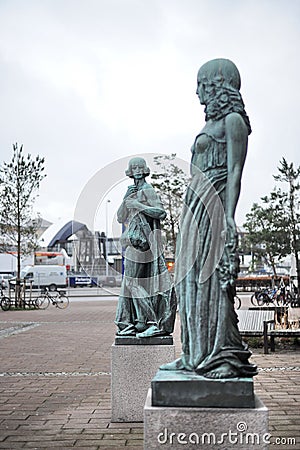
left=130, top=159, right=146, bottom=179
left=196, top=77, right=206, bottom=105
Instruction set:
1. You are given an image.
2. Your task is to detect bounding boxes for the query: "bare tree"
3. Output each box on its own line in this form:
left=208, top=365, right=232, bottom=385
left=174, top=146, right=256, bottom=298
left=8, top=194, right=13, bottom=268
left=243, top=158, right=300, bottom=289
left=0, top=143, right=46, bottom=305
left=151, top=154, right=189, bottom=257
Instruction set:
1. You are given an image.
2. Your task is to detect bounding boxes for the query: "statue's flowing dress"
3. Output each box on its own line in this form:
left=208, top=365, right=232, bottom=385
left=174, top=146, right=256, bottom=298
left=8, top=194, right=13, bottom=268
left=175, top=117, right=257, bottom=376
left=115, top=184, right=176, bottom=335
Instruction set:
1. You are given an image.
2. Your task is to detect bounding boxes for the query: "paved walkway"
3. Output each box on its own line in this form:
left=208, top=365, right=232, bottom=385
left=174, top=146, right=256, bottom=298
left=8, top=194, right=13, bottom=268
left=0, top=299, right=299, bottom=449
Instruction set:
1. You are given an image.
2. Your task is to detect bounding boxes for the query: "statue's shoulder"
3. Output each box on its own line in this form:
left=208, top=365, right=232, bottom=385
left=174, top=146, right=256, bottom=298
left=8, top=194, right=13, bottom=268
left=225, top=112, right=246, bottom=127
left=140, top=182, right=159, bottom=202
left=141, top=182, right=155, bottom=192
left=142, top=182, right=153, bottom=189
left=225, top=112, right=248, bottom=137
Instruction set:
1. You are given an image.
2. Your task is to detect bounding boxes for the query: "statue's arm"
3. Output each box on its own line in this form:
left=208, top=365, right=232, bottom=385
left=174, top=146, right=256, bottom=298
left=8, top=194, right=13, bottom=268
left=225, top=112, right=248, bottom=232
left=117, top=185, right=137, bottom=223
left=125, top=186, right=166, bottom=220
left=117, top=202, right=128, bottom=223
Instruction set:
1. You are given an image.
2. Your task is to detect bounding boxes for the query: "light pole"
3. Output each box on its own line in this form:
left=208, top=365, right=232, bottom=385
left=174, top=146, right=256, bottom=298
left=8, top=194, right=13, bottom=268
left=105, top=199, right=111, bottom=277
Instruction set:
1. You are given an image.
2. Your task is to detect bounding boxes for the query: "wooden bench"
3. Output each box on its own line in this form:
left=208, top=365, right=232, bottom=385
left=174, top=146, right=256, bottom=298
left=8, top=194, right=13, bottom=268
left=249, top=306, right=300, bottom=353
left=237, top=307, right=300, bottom=354
left=237, top=309, right=275, bottom=354
left=265, top=328, right=300, bottom=353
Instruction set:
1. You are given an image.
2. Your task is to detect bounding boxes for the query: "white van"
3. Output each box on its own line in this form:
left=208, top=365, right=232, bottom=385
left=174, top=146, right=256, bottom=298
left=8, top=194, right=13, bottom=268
left=20, top=265, right=67, bottom=291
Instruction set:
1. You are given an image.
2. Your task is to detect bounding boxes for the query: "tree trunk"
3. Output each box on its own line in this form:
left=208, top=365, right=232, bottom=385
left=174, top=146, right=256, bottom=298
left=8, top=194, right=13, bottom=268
left=272, top=263, right=277, bottom=278
left=168, top=193, right=176, bottom=258
left=15, top=224, right=22, bottom=308
left=288, top=177, right=299, bottom=296
left=15, top=153, right=23, bottom=308
left=295, top=252, right=300, bottom=297
left=269, top=255, right=277, bottom=278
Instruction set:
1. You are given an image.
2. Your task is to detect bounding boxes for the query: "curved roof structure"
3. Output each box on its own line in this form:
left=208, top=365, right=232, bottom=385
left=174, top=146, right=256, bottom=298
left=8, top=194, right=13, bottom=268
left=48, top=220, right=89, bottom=248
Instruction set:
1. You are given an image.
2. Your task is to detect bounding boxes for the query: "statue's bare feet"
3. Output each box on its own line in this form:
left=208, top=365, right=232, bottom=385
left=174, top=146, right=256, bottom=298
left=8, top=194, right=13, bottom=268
left=204, top=363, right=238, bottom=379
left=116, top=324, right=136, bottom=336
left=160, top=358, right=185, bottom=371
left=136, top=325, right=166, bottom=338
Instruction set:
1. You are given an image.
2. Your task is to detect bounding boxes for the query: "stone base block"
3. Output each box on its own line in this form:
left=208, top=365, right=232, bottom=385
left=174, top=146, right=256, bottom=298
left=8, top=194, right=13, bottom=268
left=111, top=343, right=175, bottom=422
left=115, top=335, right=173, bottom=345
left=151, top=369, right=255, bottom=408
left=144, top=389, right=269, bottom=449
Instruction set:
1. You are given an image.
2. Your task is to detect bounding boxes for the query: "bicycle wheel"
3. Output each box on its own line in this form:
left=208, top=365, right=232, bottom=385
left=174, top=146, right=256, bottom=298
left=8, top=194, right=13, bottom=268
left=0, top=296, right=11, bottom=311
left=22, top=298, right=38, bottom=309
left=275, top=294, right=285, bottom=307
left=250, top=293, right=259, bottom=306
left=35, top=295, right=50, bottom=309
left=56, top=294, right=69, bottom=309
left=234, top=296, right=241, bottom=310
left=291, top=295, right=300, bottom=308
left=285, top=293, right=293, bottom=306
left=257, top=293, right=269, bottom=306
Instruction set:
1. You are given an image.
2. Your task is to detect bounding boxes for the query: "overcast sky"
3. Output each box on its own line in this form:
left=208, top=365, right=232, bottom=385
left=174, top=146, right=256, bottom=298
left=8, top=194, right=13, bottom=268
left=0, top=0, right=299, bottom=237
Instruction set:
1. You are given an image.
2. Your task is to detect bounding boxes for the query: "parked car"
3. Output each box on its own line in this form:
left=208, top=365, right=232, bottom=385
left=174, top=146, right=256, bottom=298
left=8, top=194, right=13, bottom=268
left=115, top=275, right=122, bottom=287
left=98, top=275, right=116, bottom=287
left=68, top=275, right=120, bottom=288
left=0, top=273, right=14, bottom=289
left=68, top=274, right=93, bottom=288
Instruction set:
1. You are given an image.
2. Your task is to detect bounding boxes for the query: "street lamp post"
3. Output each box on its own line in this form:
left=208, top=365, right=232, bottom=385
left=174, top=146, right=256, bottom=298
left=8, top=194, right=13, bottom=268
left=105, top=199, right=111, bottom=277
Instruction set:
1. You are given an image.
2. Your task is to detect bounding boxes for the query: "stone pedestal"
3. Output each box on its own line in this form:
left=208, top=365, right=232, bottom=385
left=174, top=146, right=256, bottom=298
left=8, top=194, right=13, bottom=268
left=111, top=340, right=175, bottom=422
left=151, top=369, right=255, bottom=408
left=144, top=389, right=269, bottom=450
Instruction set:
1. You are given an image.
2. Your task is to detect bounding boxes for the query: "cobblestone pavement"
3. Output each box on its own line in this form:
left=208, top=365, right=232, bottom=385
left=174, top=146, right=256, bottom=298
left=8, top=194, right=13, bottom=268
left=0, top=299, right=299, bottom=449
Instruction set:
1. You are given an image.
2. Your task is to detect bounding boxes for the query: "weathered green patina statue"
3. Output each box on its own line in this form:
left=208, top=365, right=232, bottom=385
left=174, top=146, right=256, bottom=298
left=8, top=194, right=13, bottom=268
left=115, top=157, right=176, bottom=338
left=161, top=58, right=257, bottom=379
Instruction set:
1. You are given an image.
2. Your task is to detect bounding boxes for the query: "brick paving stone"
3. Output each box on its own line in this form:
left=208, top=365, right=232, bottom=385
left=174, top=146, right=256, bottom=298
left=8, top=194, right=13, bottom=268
left=0, top=444, right=25, bottom=449
left=108, top=423, right=143, bottom=429
left=0, top=300, right=299, bottom=449
left=82, top=421, right=110, bottom=428
left=96, top=441, right=127, bottom=447
left=73, top=448, right=99, bottom=450
left=23, top=441, right=76, bottom=448
left=125, top=444, right=144, bottom=449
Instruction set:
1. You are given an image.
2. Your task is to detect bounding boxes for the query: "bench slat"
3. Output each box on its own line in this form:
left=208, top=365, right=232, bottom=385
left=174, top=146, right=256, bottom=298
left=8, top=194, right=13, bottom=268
left=237, top=310, right=274, bottom=333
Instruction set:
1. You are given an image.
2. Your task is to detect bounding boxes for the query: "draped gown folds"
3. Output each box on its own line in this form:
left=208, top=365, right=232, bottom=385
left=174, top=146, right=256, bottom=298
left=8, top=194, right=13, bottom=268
left=115, top=183, right=176, bottom=337
left=173, top=117, right=257, bottom=377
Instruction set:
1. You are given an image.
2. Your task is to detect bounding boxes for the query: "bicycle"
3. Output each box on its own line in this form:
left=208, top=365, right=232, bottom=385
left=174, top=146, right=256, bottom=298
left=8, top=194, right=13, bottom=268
left=1, top=282, right=38, bottom=310
left=36, top=288, right=69, bottom=310
left=0, top=288, right=11, bottom=311
left=275, top=290, right=299, bottom=307
left=234, top=295, right=241, bottom=310
left=250, top=290, right=263, bottom=306
left=250, top=288, right=277, bottom=306
left=256, top=287, right=286, bottom=306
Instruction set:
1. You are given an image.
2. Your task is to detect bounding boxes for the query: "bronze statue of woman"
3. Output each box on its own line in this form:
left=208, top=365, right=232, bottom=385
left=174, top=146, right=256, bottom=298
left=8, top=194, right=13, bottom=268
left=115, top=157, right=176, bottom=338
left=161, top=58, right=257, bottom=378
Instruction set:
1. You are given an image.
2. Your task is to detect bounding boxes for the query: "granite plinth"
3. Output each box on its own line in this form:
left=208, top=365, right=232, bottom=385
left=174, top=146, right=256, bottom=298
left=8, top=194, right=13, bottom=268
left=144, top=389, right=269, bottom=450
left=115, top=335, right=173, bottom=345
left=111, top=343, right=175, bottom=422
left=151, top=369, right=255, bottom=408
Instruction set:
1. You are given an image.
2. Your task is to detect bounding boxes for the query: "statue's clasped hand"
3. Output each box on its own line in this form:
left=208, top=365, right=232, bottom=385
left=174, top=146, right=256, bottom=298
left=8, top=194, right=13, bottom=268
left=226, top=217, right=237, bottom=244
left=124, top=185, right=138, bottom=198
left=125, top=198, right=140, bottom=209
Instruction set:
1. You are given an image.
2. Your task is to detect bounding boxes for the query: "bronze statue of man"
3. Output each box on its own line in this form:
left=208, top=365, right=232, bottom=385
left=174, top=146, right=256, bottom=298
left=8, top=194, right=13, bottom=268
left=115, top=157, right=176, bottom=338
